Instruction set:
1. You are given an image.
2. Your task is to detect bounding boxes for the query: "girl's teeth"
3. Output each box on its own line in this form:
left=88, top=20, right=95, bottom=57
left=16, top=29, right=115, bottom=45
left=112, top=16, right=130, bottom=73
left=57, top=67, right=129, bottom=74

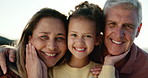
left=75, top=48, right=85, bottom=51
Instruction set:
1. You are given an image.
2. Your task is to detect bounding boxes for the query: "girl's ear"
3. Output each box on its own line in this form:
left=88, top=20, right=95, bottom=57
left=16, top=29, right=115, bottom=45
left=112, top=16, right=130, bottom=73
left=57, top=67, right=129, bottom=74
left=95, top=34, right=103, bottom=46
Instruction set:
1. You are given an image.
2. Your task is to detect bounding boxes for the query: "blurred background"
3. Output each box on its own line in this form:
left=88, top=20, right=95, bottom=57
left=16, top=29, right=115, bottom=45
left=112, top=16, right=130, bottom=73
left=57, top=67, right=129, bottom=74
left=0, top=0, right=147, bottom=52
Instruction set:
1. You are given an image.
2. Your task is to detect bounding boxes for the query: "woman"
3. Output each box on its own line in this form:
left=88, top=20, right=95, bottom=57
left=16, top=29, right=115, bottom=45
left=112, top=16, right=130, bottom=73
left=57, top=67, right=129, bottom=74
left=0, top=8, right=68, bottom=78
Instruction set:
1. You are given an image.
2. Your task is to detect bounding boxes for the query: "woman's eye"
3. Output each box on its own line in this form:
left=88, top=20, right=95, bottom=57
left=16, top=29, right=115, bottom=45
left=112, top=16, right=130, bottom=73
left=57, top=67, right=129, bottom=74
left=56, top=37, right=65, bottom=42
left=40, top=35, right=48, bottom=39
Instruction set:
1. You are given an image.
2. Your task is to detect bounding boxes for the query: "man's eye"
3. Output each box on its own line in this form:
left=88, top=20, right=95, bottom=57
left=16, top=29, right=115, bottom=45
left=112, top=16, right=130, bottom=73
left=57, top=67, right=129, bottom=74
left=107, top=22, right=116, bottom=28
left=71, top=34, right=77, bottom=37
left=123, top=24, right=134, bottom=30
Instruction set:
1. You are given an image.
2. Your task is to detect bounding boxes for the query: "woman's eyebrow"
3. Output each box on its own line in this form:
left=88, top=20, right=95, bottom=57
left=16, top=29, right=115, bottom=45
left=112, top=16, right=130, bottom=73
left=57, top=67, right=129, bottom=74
left=39, top=32, right=51, bottom=34
left=57, top=33, right=66, bottom=36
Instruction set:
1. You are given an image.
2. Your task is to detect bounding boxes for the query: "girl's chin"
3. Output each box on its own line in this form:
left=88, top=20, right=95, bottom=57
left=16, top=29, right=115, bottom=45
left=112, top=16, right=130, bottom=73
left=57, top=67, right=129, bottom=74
left=44, top=61, right=57, bottom=67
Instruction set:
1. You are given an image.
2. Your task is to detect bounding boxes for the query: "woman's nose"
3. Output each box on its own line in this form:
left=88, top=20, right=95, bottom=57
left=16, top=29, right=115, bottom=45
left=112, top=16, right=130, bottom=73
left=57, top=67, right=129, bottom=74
left=47, top=40, right=57, bottom=50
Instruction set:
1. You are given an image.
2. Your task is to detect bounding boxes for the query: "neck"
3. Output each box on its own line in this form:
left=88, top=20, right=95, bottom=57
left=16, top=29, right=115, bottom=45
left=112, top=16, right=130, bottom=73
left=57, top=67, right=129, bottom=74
left=67, top=55, right=90, bottom=68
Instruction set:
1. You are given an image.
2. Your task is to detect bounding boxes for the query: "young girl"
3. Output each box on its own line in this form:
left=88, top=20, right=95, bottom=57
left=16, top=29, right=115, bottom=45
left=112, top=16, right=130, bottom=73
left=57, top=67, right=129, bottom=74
left=49, top=1, right=128, bottom=78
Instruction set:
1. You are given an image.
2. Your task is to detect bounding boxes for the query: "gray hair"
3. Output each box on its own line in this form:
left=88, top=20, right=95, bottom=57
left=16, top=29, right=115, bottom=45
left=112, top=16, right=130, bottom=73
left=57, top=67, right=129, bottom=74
left=103, top=0, right=142, bottom=24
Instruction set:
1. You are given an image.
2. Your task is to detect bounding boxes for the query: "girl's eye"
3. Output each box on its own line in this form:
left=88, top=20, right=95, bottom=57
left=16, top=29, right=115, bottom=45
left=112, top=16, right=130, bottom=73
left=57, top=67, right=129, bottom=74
left=84, top=35, right=92, bottom=38
left=40, top=35, right=48, bottom=39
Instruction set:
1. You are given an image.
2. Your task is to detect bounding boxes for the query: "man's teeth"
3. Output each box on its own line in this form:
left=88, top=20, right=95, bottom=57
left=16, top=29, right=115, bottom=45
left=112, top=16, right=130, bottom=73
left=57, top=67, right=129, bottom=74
left=112, top=40, right=122, bottom=44
left=44, top=53, right=56, bottom=56
left=75, top=48, right=85, bottom=51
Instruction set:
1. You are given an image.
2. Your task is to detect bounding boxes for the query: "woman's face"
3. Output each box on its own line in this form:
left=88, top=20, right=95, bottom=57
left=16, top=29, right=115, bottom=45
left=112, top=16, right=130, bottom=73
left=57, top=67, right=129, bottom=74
left=29, top=17, right=67, bottom=67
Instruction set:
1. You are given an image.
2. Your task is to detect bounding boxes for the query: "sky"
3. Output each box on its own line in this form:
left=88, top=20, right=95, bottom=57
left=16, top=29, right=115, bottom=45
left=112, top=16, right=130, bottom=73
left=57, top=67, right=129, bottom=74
left=0, top=0, right=148, bottom=49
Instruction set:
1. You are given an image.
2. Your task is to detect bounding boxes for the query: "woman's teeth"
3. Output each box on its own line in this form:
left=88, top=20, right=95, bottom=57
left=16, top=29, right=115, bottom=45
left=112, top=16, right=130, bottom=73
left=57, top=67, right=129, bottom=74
left=44, top=53, right=56, bottom=56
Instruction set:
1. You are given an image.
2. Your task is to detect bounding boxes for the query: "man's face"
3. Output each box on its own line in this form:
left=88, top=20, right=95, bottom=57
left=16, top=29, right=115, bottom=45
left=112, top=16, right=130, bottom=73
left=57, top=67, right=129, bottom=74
left=104, top=6, right=141, bottom=55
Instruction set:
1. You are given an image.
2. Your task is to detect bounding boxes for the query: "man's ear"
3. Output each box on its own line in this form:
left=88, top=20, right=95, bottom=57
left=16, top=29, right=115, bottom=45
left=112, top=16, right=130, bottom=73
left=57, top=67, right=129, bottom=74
left=136, top=23, right=142, bottom=37
left=95, top=34, right=103, bottom=46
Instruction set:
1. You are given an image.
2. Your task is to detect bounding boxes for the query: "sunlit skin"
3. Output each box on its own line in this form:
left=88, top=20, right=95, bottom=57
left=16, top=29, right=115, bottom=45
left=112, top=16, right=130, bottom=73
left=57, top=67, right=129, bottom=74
left=68, top=17, right=99, bottom=67
left=29, top=17, right=67, bottom=67
left=104, top=6, right=142, bottom=55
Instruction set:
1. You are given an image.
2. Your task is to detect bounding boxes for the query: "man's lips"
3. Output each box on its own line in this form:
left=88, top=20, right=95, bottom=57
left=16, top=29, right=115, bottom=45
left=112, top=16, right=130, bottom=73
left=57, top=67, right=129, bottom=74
left=110, top=38, right=124, bottom=45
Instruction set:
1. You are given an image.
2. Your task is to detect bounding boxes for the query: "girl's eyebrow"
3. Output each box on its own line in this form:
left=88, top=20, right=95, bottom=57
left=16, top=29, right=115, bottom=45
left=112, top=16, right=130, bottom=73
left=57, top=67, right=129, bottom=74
left=69, top=31, right=94, bottom=34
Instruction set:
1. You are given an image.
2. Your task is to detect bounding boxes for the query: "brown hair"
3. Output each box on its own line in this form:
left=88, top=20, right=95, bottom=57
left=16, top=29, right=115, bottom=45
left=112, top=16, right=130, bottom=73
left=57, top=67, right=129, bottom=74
left=15, top=8, right=67, bottom=78
left=67, top=1, right=104, bottom=63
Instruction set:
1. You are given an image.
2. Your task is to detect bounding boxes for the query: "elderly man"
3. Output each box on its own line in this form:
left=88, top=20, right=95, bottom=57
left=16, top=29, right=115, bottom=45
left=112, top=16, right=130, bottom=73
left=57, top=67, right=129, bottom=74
left=100, top=0, right=148, bottom=78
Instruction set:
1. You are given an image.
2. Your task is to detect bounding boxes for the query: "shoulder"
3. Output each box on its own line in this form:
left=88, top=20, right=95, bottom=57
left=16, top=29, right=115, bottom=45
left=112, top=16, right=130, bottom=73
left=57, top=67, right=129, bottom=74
left=0, top=68, right=20, bottom=78
left=131, top=44, right=148, bottom=75
left=136, top=45, right=148, bottom=60
left=131, top=43, right=148, bottom=59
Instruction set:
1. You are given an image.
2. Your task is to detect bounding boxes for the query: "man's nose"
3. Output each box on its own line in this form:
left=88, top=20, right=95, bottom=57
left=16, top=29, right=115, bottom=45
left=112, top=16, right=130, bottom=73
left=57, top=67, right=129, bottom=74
left=114, top=27, right=125, bottom=37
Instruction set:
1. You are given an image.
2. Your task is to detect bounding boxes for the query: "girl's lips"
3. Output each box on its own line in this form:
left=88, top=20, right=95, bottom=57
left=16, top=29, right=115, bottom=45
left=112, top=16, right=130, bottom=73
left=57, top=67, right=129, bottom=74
left=74, top=47, right=86, bottom=52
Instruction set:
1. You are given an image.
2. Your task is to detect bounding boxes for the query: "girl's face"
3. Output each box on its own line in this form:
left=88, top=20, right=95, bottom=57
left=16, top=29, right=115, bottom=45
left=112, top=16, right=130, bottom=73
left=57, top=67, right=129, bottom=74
left=68, top=18, right=99, bottom=60
left=29, top=17, right=67, bottom=67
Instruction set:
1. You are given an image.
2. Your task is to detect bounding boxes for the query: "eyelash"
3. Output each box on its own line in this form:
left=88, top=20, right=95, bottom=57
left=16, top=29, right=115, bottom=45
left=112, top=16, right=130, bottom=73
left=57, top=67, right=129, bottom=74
left=40, top=35, right=48, bottom=39
left=84, top=35, right=92, bottom=38
left=70, top=34, right=92, bottom=38
left=124, top=24, right=134, bottom=30
left=107, top=22, right=116, bottom=28
left=40, top=35, right=65, bottom=42
left=71, top=34, right=77, bottom=37
left=107, top=22, right=134, bottom=30
left=56, top=37, right=65, bottom=41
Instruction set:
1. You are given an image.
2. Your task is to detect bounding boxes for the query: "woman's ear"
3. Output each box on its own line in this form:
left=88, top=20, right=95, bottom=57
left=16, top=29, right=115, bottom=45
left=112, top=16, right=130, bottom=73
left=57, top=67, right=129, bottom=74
left=28, top=36, right=32, bottom=43
left=95, top=34, right=103, bottom=46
